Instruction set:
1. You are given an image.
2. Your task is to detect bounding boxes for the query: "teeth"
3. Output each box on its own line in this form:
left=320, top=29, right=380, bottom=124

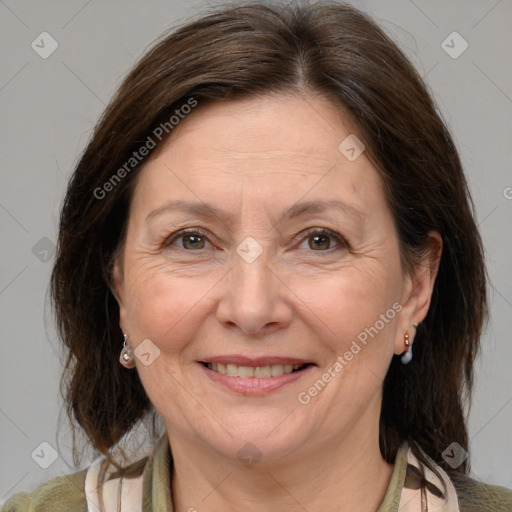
left=227, top=364, right=238, bottom=377
left=270, top=365, right=283, bottom=377
left=206, top=362, right=307, bottom=378
left=254, top=366, right=271, bottom=378
left=238, top=366, right=254, bottom=378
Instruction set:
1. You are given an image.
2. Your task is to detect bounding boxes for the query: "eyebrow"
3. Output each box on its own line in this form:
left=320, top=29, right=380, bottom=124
left=145, top=198, right=364, bottom=224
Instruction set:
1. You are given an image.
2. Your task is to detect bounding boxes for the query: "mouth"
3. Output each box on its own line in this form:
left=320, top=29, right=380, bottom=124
left=200, top=361, right=312, bottom=378
left=197, top=356, right=316, bottom=395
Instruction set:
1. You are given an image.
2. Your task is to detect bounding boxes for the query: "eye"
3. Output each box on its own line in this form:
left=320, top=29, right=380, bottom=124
left=164, top=227, right=348, bottom=253
left=297, top=227, right=347, bottom=252
left=165, top=228, right=212, bottom=250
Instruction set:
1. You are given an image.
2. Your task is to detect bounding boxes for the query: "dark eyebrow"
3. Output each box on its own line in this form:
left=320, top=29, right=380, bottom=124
left=280, top=199, right=364, bottom=223
left=145, top=199, right=364, bottom=224
left=145, top=200, right=235, bottom=223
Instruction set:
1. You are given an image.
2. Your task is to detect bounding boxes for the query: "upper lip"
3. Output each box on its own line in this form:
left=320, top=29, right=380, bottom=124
left=200, top=355, right=314, bottom=366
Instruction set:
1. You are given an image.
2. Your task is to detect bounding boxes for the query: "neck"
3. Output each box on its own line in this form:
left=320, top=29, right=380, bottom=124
left=168, top=400, right=393, bottom=511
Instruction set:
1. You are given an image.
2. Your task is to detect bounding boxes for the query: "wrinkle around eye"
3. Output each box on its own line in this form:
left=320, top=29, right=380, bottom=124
left=158, top=230, right=351, bottom=262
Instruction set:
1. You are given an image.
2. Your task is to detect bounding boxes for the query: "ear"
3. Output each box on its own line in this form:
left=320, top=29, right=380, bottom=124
left=394, top=230, right=443, bottom=355
left=111, top=258, right=129, bottom=334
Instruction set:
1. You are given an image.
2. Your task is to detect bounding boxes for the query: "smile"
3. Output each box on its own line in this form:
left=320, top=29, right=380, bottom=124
left=202, top=362, right=310, bottom=378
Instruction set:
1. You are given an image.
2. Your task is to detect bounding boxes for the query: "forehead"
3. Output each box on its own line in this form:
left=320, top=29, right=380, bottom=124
left=131, top=94, right=387, bottom=222
left=154, top=94, right=353, bottom=167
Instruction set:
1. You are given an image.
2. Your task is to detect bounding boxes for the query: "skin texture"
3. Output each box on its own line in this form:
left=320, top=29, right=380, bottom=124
left=113, top=93, right=442, bottom=511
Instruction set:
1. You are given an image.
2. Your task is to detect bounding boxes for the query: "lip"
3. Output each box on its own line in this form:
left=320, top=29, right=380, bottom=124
left=198, top=361, right=315, bottom=395
left=200, top=355, right=313, bottom=366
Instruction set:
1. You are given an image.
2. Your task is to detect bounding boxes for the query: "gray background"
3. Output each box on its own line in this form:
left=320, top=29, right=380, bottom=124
left=1, top=0, right=511, bottom=503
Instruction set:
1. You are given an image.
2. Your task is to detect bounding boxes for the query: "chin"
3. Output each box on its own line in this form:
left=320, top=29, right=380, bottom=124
left=197, top=413, right=314, bottom=464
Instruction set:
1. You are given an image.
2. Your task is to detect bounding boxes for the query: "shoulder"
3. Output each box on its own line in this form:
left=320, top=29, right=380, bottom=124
left=1, top=469, right=88, bottom=512
left=403, top=441, right=512, bottom=512
left=450, top=472, right=512, bottom=512
left=1, top=434, right=167, bottom=512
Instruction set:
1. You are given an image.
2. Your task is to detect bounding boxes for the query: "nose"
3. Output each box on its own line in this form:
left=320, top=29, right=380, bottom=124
left=215, top=246, right=293, bottom=336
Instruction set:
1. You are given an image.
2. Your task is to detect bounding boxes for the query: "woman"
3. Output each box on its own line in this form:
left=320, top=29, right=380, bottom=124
left=3, top=2, right=511, bottom=511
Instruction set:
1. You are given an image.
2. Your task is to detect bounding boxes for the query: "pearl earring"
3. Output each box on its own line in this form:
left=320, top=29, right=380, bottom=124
left=120, top=333, right=135, bottom=368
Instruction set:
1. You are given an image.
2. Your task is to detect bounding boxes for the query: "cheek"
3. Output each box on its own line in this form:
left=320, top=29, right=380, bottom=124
left=294, top=261, right=401, bottom=346
left=295, top=268, right=402, bottom=425
left=123, top=256, right=212, bottom=353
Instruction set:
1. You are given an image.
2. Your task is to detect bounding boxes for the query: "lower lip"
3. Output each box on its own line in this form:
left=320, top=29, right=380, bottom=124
left=199, top=363, right=313, bottom=395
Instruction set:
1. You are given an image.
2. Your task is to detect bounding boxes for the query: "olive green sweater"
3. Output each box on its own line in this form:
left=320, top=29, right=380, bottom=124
left=2, top=433, right=512, bottom=511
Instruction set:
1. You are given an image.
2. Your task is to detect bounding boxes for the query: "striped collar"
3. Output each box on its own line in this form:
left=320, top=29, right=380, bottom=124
left=85, top=433, right=459, bottom=511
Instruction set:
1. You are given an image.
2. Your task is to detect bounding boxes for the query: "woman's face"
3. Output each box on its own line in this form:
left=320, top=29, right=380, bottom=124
left=114, top=94, right=436, bottom=463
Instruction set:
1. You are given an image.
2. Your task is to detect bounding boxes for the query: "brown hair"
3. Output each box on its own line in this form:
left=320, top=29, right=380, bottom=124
left=51, top=0, right=487, bottom=479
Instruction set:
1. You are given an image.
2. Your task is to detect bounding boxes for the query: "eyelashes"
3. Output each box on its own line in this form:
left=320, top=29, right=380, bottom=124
left=295, top=227, right=348, bottom=252
left=163, top=227, right=349, bottom=253
left=165, top=228, right=211, bottom=251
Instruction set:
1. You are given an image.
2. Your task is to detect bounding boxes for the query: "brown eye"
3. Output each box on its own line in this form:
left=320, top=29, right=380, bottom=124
left=308, top=233, right=331, bottom=250
left=165, top=229, right=211, bottom=250
left=298, top=228, right=346, bottom=252
left=181, top=234, right=206, bottom=250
